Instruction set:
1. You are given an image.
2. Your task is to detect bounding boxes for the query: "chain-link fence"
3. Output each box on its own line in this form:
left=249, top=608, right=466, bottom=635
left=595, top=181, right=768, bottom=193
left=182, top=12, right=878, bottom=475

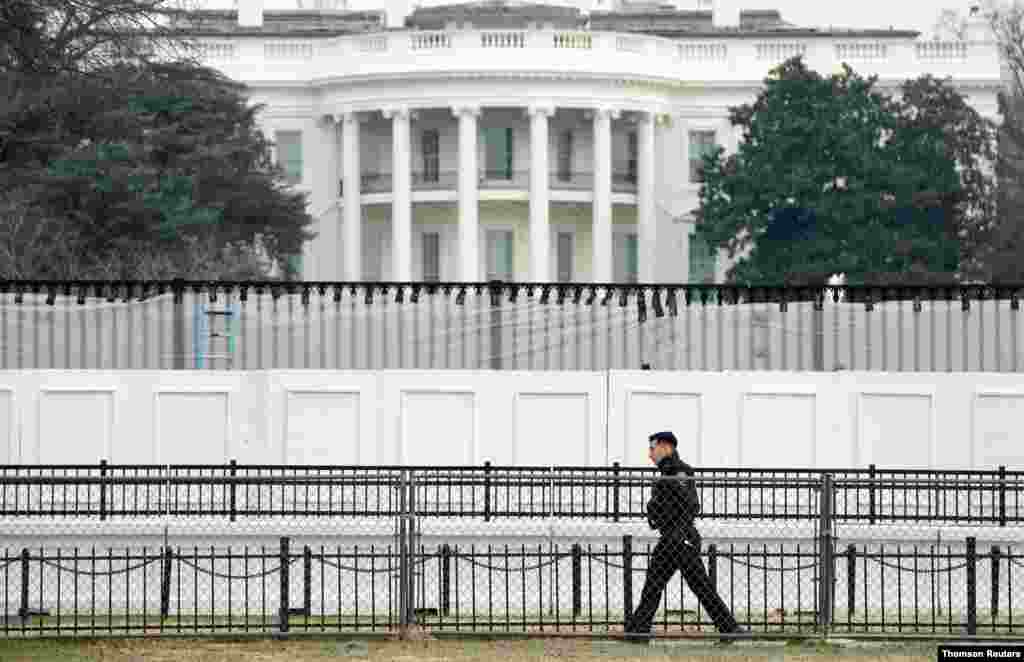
left=3, top=281, right=1024, bottom=371
left=0, top=465, right=1022, bottom=639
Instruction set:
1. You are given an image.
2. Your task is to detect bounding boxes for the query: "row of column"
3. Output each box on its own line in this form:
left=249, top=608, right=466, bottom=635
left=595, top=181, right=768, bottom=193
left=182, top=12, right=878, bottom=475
left=316, top=105, right=657, bottom=283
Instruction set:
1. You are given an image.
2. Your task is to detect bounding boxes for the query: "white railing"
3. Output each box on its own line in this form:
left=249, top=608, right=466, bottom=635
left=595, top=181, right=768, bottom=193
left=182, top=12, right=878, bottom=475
left=916, top=41, right=968, bottom=60
left=835, top=42, right=887, bottom=60
left=264, top=41, right=313, bottom=60
left=411, top=31, right=451, bottom=50
left=553, top=32, right=592, bottom=49
left=210, top=30, right=997, bottom=87
left=480, top=31, right=525, bottom=48
left=755, top=41, right=807, bottom=61
left=676, top=42, right=728, bottom=61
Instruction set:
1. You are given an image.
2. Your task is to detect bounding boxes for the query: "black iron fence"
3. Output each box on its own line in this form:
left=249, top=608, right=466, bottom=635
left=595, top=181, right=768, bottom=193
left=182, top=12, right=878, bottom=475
left=1, top=463, right=1021, bottom=524
left=1, top=468, right=1022, bottom=640
left=2, top=280, right=1024, bottom=371
left=3, top=536, right=1021, bottom=638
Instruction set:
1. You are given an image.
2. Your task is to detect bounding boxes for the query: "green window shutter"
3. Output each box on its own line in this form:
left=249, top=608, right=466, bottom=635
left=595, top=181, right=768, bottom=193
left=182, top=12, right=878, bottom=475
left=501, top=230, right=513, bottom=279
left=625, top=233, right=638, bottom=283
left=486, top=230, right=514, bottom=280
left=285, top=253, right=303, bottom=280
left=275, top=131, right=303, bottom=185
left=484, top=127, right=514, bottom=180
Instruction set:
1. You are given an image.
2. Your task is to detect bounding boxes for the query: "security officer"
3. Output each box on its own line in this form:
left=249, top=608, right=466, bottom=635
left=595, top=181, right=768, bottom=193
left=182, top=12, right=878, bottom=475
left=624, top=431, right=748, bottom=643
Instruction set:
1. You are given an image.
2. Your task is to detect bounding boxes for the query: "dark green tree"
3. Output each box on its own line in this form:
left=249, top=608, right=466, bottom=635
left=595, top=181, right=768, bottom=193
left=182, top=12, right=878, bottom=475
left=1, top=1, right=311, bottom=279
left=3, top=61, right=312, bottom=279
left=694, top=56, right=993, bottom=286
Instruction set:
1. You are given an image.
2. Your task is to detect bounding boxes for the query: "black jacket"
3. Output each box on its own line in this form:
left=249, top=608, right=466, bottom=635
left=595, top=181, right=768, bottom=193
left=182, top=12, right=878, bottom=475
left=645, top=452, right=702, bottom=546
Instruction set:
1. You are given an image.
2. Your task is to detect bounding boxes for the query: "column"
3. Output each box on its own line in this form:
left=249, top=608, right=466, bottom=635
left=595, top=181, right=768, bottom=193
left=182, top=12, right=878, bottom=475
left=528, top=105, right=554, bottom=282
left=301, top=117, right=326, bottom=280
left=322, top=114, right=341, bottom=281
left=637, top=110, right=656, bottom=283
left=342, top=111, right=362, bottom=281
left=454, top=105, right=480, bottom=281
left=384, top=106, right=412, bottom=282
left=591, top=107, right=618, bottom=283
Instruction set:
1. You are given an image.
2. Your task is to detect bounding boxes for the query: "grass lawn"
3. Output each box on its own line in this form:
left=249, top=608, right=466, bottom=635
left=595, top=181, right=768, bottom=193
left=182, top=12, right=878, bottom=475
left=0, top=637, right=955, bottom=662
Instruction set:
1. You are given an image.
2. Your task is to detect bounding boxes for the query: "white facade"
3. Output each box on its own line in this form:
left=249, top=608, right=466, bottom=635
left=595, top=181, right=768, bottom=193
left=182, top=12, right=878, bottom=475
left=193, top=3, right=1003, bottom=283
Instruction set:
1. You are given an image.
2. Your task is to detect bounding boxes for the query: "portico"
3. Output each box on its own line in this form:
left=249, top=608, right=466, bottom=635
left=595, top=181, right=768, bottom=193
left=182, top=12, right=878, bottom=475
left=312, top=104, right=660, bottom=283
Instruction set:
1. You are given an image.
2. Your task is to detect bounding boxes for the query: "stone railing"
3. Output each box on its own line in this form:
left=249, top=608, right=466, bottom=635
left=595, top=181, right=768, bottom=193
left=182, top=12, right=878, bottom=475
left=210, top=30, right=1000, bottom=85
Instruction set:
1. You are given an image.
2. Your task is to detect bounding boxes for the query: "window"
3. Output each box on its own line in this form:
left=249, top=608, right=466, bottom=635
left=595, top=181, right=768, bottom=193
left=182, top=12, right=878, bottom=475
left=483, top=127, right=514, bottom=180
left=486, top=230, right=514, bottom=280
left=556, top=232, right=574, bottom=282
left=422, top=232, right=440, bottom=282
left=284, top=254, right=303, bottom=281
left=421, top=129, right=440, bottom=184
left=557, top=130, right=573, bottom=183
left=362, top=225, right=383, bottom=281
left=626, top=131, right=638, bottom=184
left=689, top=231, right=717, bottom=284
left=689, top=130, right=717, bottom=184
left=613, top=232, right=638, bottom=283
left=275, top=130, right=302, bottom=185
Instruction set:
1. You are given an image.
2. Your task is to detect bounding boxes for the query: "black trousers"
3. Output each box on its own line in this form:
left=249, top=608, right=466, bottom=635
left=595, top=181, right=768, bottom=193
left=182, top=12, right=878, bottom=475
left=625, top=536, right=739, bottom=634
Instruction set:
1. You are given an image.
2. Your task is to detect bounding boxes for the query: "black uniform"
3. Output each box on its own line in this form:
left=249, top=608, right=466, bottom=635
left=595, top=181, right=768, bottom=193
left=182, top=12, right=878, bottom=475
left=624, top=451, right=740, bottom=636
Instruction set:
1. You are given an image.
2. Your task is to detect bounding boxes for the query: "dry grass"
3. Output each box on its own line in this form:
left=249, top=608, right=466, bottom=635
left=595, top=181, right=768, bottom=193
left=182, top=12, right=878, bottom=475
left=0, top=637, right=944, bottom=662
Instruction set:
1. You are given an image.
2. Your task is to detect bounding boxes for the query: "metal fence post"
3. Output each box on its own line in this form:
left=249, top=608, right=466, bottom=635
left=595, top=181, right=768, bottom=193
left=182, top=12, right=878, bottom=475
left=440, top=544, right=451, bottom=617
left=407, top=469, right=417, bottom=626
left=846, top=544, right=856, bottom=617
left=483, top=461, right=492, bottom=523
left=991, top=546, right=1002, bottom=618
left=160, top=547, right=173, bottom=618
left=303, top=545, right=312, bottom=616
left=18, top=548, right=29, bottom=619
left=279, top=536, right=290, bottom=634
left=572, top=543, right=582, bottom=618
left=707, top=544, right=718, bottom=586
left=228, top=459, right=238, bottom=522
left=612, top=461, right=621, bottom=523
left=622, top=535, right=633, bottom=630
left=867, top=464, right=877, bottom=525
left=99, top=459, right=108, bottom=521
left=966, top=536, right=977, bottom=635
left=817, top=473, right=835, bottom=632
left=998, top=465, right=1007, bottom=527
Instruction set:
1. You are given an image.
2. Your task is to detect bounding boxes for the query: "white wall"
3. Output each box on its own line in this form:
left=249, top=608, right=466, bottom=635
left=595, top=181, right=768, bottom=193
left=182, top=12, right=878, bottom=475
left=0, top=370, right=1022, bottom=469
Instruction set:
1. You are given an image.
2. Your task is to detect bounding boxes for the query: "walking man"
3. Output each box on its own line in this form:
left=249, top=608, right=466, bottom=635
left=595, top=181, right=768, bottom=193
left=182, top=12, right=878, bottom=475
left=624, top=431, right=748, bottom=643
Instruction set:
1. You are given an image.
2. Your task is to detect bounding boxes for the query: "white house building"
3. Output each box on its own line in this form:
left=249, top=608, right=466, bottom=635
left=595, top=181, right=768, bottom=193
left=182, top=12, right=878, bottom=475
left=181, top=0, right=1002, bottom=283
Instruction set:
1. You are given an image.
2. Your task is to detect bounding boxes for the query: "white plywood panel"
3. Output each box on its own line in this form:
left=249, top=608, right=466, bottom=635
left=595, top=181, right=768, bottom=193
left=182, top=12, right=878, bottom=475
left=37, top=389, right=114, bottom=464
left=284, top=390, right=361, bottom=465
left=622, top=391, right=701, bottom=468
left=0, top=388, right=14, bottom=463
left=514, top=393, right=590, bottom=466
left=400, top=390, right=475, bottom=466
left=972, top=392, right=1024, bottom=468
left=858, top=392, right=934, bottom=468
left=155, top=390, right=230, bottom=464
left=740, top=393, right=816, bottom=468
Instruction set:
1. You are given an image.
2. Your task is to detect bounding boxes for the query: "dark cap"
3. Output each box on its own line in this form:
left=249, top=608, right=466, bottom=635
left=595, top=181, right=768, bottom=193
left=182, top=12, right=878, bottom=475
left=648, top=431, right=678, bottom=448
